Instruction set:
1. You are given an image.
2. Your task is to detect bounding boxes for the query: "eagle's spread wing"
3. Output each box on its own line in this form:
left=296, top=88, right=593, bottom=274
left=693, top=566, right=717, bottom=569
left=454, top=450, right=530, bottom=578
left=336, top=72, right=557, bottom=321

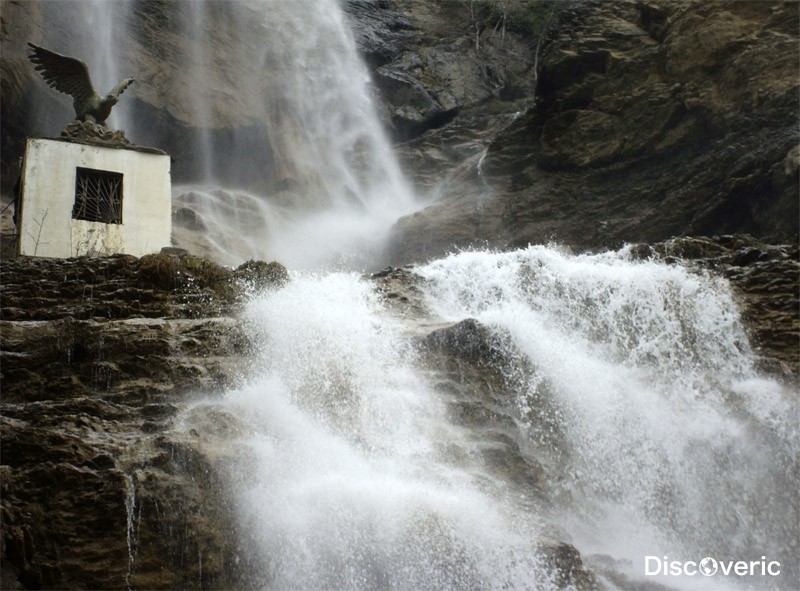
left=27, top=42, right=96, bottom=105
left=108, top=78, right=135, bottom=99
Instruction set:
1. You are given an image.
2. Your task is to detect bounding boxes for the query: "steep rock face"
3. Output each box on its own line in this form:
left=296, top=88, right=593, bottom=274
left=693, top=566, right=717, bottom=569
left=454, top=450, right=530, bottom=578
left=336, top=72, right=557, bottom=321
left=0, top=253, right=287, bottom=589
left=387, top=0, right=799, bottom=262
left=346, top=0, right=537, bottom=140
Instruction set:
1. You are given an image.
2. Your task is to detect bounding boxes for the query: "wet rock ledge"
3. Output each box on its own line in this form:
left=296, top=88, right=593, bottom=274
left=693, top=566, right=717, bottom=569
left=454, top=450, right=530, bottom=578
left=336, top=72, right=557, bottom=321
left=0, top=252, right=287, bottom=590
left=636, top=235, right=799, bottom=380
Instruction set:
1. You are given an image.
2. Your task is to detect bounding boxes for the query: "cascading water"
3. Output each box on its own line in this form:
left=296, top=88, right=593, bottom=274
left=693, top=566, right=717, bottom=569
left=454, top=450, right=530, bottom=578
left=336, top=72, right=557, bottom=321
left=179, top=244, right=797, bottom=590
left=186, top=273, right=564, bottom=589
left=417, top=246, right=799, bottom=590
left=174, top=0, right=417, bottom=270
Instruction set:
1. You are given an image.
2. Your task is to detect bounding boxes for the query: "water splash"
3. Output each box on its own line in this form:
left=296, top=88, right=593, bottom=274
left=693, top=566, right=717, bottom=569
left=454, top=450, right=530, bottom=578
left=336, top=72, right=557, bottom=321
left=186, top=272, right=558, bottom=589
left=417, top=245, right=799, bottom=589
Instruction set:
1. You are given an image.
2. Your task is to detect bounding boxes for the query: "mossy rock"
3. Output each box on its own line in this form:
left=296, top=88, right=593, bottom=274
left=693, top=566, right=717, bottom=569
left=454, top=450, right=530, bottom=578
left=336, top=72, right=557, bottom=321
left=137, top=253, right=230, bottom=290
left=137, top=253, right=184, bottom=290
left=234, top=260, right=289, bottom=291
left=136, top=253, right=289, bottom=317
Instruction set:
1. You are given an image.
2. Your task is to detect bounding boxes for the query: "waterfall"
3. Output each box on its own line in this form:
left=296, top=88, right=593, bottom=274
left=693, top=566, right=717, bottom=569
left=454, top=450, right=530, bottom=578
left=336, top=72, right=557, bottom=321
left=180, top=245, right=797, bottom=590
left=185, top=1, right=216, bottom=183
left=185, top=272, right=558, bottom=589
left=25, top=1, right=795, bottom=588
left=417, top=246, right=798, bottom=590
left=162, top=2, right=796, bottom=588
left=173, top=0, right=417, bottom=270
left=29, top=0, right=416, bottom=269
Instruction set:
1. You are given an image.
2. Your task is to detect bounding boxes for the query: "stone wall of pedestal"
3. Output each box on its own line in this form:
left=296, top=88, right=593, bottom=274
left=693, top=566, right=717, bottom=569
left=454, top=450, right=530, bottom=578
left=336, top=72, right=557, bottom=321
left=18, top=138, right=171, bottom=258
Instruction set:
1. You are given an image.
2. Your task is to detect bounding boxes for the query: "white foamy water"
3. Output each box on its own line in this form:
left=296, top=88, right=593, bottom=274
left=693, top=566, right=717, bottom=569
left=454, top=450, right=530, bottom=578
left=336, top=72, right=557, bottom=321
left=180, top=245, right=799, bottom=589
left=190, top=272, right=557, bottom=589
left=417, top=246, right=799, bottom=590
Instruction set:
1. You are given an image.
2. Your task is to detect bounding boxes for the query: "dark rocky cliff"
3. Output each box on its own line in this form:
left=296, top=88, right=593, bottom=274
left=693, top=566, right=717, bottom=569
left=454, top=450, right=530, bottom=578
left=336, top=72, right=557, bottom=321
left=1, top=253, right=287, bottom=589
left=383, top=0, right=799, bottom=262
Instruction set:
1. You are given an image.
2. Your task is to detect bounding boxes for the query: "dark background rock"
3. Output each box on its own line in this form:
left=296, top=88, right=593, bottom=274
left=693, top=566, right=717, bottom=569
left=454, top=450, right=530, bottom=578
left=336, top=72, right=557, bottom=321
left=347, top=0, right=540, bottom=140
left=386, top=0, right=799, bottom=263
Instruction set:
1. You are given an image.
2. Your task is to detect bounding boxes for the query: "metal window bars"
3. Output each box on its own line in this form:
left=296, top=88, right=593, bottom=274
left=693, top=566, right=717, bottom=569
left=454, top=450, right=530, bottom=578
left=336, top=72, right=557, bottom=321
left=73, top=167, right=123, bottom=224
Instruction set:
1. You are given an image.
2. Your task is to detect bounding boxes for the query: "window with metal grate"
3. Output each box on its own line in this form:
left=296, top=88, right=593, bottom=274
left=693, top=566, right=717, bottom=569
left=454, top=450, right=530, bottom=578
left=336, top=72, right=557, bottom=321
left=73, top=167, right=123, bottom=224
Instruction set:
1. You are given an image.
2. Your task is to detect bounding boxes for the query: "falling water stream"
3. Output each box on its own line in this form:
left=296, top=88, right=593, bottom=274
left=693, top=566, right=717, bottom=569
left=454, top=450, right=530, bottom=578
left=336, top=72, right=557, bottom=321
left=27, top=0, right=797, bottom=588
left=82, top=0, right=134, bottom=133
left=166, top=2, right=798, bottom=589
left=173, top=0, right=416, bottom=270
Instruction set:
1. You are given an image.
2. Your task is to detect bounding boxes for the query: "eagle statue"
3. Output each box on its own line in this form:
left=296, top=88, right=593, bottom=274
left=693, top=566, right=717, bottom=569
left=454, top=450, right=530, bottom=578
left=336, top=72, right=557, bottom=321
left=27, top=42, right=135, bottom=126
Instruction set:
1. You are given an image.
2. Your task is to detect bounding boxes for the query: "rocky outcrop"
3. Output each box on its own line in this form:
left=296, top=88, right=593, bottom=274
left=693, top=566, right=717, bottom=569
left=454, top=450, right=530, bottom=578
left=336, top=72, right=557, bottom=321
left=421, top=318, right=548, bottom=495
left=640, top=235, right=799, bottom=379
left=0, top=253, right=287, bottom=589
left=387, top=0, right=799, bottom=263
left=2, top=242, right=793, bottom=588
left=346, top=0, right=537, bottom=140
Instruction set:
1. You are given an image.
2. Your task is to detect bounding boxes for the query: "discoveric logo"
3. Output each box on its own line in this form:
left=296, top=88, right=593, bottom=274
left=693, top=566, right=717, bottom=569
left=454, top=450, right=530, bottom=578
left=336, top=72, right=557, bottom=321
left=645, top=556, right=781, bottom=577
left=699, top=557, right=718, bottom=576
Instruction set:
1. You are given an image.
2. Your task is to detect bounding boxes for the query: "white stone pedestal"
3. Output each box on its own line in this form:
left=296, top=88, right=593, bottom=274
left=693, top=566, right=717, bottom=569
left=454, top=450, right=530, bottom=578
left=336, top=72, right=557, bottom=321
left=18, top=138, right=171, bottom=258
